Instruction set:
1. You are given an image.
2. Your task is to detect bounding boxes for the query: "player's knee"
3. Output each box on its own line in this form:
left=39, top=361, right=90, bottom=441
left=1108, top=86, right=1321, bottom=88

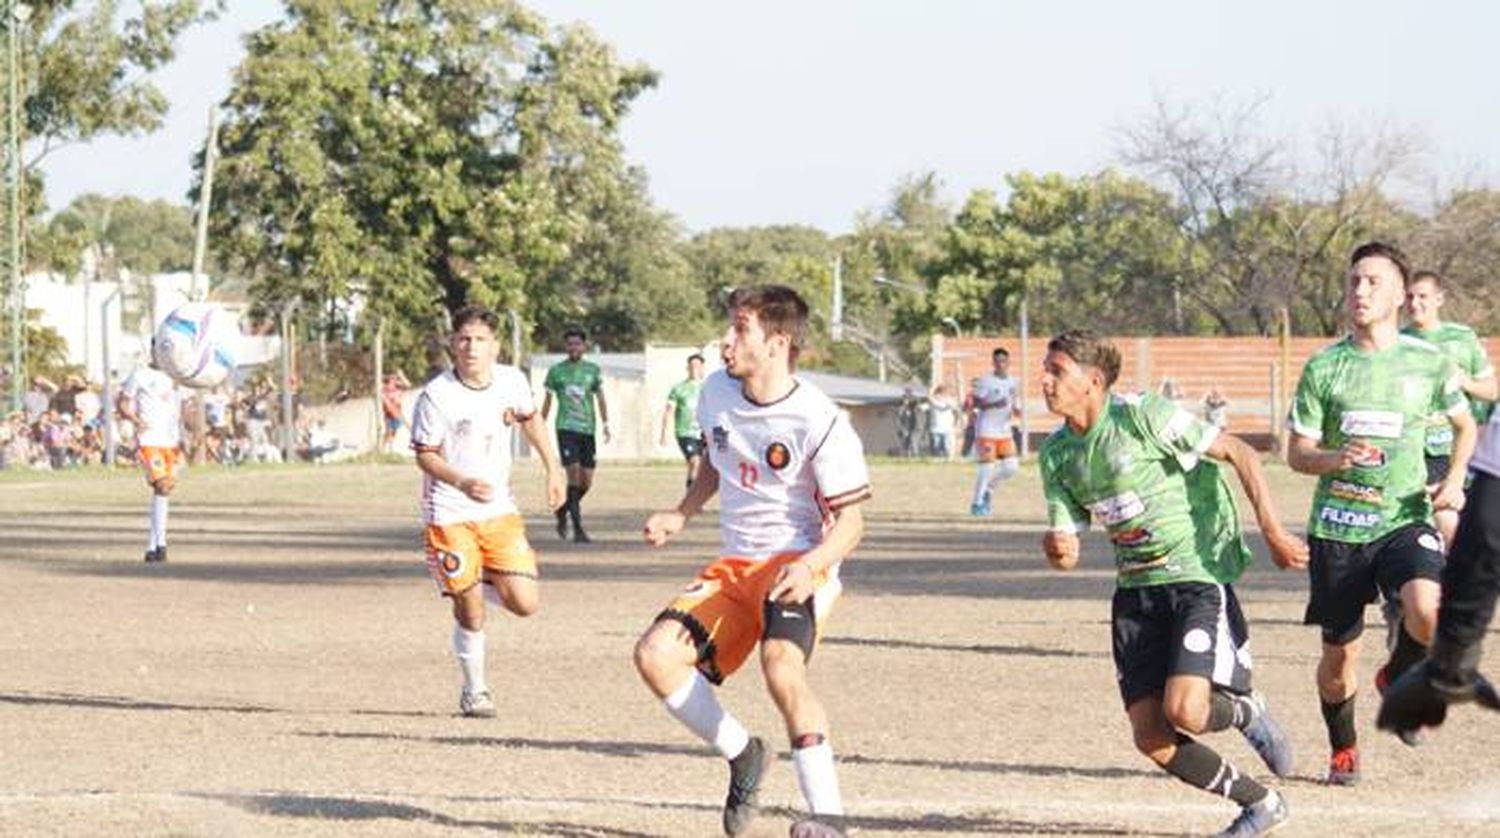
left=1161, top=696, right=1207, bottom=734
left=760, top=642, right=808, bottom=690
left=995, top=458, right=1019, bottom=480
left=633, top=625, right=690, bottom=683
left=1131, top=725, right=1175, bottom=762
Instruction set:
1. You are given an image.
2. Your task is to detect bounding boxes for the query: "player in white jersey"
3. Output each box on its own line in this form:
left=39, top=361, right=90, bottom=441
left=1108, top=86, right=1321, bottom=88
left=966, top=346, right=1021, bottom=515
left=116, top=351, right=183, bottom=563
left=411, top=306, right=565, bottom=719
left=1380, top=406, right=1500, bottom=734
left=635, top=286, right=871, bottom=838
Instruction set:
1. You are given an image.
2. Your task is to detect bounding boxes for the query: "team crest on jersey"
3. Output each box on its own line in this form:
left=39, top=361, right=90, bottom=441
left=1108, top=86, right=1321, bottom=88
left=501, top=408, right=516, bottom=426
left=712, top=426, right=729, bottom=452
left=454, top=419, right=473, bottom=437
left=764, top=441, right=791, bottom=470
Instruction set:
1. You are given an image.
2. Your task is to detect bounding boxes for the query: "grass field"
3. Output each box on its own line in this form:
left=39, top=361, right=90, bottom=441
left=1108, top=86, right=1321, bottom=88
left=2, top=459, right=1497, bottom=836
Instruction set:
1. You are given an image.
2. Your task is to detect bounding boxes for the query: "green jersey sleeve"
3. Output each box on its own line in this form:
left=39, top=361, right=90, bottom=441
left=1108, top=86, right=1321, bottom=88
left=1128, top=392, right=1220, bottom=469
left=1041, top=445, right=1089, bottom=533
left=1289, top=358, right=1327, bottom=442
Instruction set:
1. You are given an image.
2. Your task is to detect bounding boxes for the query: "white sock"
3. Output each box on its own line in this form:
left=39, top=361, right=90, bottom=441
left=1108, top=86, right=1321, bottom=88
left=987, top=457, right=1019, bottom=492
left=663, top=670, right=750, bottom=759
left=453, top=625, right=487, bottom=694
left=149, top=495, right=169, bottom=550
left=793, top=740, right=844, bottom=815
left=972, top=463, right=996, bottom=504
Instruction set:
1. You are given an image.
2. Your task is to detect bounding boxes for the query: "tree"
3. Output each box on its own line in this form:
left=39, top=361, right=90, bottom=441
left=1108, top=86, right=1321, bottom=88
left=207, top=1, right=660, bottom=376
left=1118, top=94, right=1422, bottom=335
left=24, top=2, right=218, bottom=205
left=38, top=194, right=196, bottom=277
left=1406, top=188, right=1500, bottom=334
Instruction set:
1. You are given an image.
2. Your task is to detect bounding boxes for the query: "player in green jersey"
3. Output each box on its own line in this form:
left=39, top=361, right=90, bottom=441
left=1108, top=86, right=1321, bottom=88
left=1403, top=269, right=1497, bottom=549
left=660, top=353, right=706, bottom=489
left=1041, top=330, right=1306, bottom=838
left=542, top=328, right=611, bottom=543
left=1288, top=242, right=1477, bottom=784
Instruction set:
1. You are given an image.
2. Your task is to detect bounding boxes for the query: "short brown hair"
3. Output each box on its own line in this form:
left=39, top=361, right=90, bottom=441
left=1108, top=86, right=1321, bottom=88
left=1350, top=241, right=1412, bottom=286
left=451, top=305, right=500, bottom=334
left=1047, top=329, right=1121, bottom=388
left=727, top=285, right=809, bottom=355
left=1410, top=269, right=1443, bottom=290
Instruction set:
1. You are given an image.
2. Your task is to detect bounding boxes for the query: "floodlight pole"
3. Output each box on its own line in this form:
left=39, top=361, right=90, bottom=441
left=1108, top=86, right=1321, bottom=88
left=3, top=2, right=26, bottom=412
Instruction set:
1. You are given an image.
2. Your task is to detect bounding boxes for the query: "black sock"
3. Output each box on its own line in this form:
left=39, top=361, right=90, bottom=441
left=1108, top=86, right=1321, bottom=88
left=1204, top=690, right=1254, bottom=732
left=566, top=485, right=582, bottom=528
left=1163, top=734, right=1267, bottom=807
left=1321, top=694, right=1357, bottom=751
left=1386, top=624, right=1427, bottom=680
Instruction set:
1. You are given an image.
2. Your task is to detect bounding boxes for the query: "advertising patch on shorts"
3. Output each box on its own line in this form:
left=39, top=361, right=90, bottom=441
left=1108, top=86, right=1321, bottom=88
left=1417, top=533, right=1443, bottom=553
left=1182, top=628, right=1213, bottom=654
left=437, top=550, right=466, bottom=579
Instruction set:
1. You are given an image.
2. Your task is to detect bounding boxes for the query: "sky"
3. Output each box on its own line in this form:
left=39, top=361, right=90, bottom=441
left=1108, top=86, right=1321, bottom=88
left=43, top=0, right=1500, bottom=235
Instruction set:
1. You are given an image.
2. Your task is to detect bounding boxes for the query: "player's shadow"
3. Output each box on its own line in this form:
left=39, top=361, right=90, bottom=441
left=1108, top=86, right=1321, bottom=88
left=823, top=635, right=1106, bottom=659
left=760, top=805, right=1183, bottom=836
left=0, top=690, right=278, bottom=715
left=195, top=792, right=653, bottom=837
left=295, top=730, right=1158, bottom=781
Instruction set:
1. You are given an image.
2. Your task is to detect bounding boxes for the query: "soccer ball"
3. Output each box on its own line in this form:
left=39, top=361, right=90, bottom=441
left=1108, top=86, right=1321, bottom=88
left=153, top=302, right=240, bottom=389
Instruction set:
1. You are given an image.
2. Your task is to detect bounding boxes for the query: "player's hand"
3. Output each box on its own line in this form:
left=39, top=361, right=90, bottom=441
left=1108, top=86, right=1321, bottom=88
left=1265, top=526, right=1309, bottom=570
left=1043, top=530, right=1080, bottom=570
left=602, top=424, right=613, bottom=445
left=643, top=510, right=685, bottom=546
left=1431, top=478, right=1467, bottom=512
left=458, top=477, right=493, bottom=503
left=544, top=469, right=566, bottom=511
left=1337, top=440, right=1382, bottom=471
left=768, top=559, right=816, bottom=604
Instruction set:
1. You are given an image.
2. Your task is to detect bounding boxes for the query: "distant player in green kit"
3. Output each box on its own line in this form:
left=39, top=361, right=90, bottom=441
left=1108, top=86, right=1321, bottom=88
left=1040, top=329, right=1305, bottom=838
left=542, top=327, right=610, bottom=543
left=1288, top=242, right=1477, bottom=783
left=660, top=353, right=707, bottom=489
left=1402, top=269, right=1496, bottom=549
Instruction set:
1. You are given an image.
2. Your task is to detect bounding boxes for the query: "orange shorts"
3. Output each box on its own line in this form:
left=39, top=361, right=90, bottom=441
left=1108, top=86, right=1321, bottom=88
left=660, top=554, right=842, bottom=684
left=139, top=446, right=181, bottom=485
left=975, top=435, right=1017, bottom=463
left=425, top=514, right=537, bottom=596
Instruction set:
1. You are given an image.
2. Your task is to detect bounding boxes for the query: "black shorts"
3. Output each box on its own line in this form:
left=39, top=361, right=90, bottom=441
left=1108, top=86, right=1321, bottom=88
left=1304, top=524, right=1445, bottom=645
left=1112, top=582, right=1252, bottom=708
left=1437, top=472, right=1500, bottom=650
left=557, top=429, right=597, bottom=469
left=676, top=435, right=705, bottom=460
left=1426, top=455, right=1452, bottom=486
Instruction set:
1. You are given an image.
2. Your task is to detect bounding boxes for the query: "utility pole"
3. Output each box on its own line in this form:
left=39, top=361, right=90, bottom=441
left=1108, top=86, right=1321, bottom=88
left=3, top=2, right=28, bottom=411
left=189, top=107, right=219, bottom=302
left=829, top=254, right=843, bottom=342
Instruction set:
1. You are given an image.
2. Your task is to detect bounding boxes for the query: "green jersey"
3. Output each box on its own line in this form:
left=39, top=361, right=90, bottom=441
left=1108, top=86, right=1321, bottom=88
left=1401, top=322, right=1495, bottom=453
left=666, top=377, right=703, bottom=438
left=544, top=359, right=603, bottom=434
left=1040, top=392, right=1250, bottom=589
left=1290, top=335, right=1468, bottom=543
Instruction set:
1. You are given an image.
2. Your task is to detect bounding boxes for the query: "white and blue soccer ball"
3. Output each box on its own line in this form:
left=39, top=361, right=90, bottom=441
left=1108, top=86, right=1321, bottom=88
left=153, top=302, right=240, bottom=389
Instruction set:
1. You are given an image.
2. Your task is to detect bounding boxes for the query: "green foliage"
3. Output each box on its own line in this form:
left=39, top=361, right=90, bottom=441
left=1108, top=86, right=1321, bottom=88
left=37, top=194, right=196, bottom=276
left=0, top=308, right=79, bottom=384
left=209, top=1, right=662, bottom=378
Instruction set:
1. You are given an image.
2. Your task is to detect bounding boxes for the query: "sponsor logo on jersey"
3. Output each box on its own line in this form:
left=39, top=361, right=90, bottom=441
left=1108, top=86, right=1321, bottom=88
left=1087, top=491, right=1145, bottom=526
left=764, top=441, right=791, bottom=470
left=1348, top=445, right=1388, bottom=469
left=1110, top=527, right=1155, bottom=548
left=1329, top=479, right=1382, bottom=504
left=1339, top=410, right=1403, bottom=439
left=712, top=426, right=729, bottom=452
left=1318, top=506, right=1382, bottom=528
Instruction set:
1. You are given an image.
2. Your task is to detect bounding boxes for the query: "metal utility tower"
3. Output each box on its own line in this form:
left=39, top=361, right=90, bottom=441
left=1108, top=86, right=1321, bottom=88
left=2, top=2, right=26, bottom=411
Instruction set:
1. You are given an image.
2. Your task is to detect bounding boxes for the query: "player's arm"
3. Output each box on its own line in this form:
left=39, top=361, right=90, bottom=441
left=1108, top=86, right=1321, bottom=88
left=1434, top=410, right=1478, bottom=512
left=643, top=456, right=720, bottom=546
left=518, top=410, right=566, bottom=512
left=414, top=449, right=493, bottom=503
left=1286, top=433, right=1370, bottom=476
left=539, top=390, right=553, bottom=421
left=769, top=503, right=864, bottom=603
left=1039, top=457, right=1085, bottom=570
left=594, top=383, right=611, bottom=444
left=115, top=388, right=139, bottom=425
left=1462, top=372, right=1498, bottom=403
left=1205, top=432, right=1308, bottom=570
left=658, top=401, right=674, bottom=447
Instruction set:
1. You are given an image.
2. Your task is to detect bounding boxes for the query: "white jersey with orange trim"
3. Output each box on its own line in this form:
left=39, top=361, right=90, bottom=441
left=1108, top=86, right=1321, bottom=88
left=121, top=366, right=181, bottom=448
left=697, top=370, right=871, bottom=561
left=411, top=365, right=536, bottom=525
left=971, top=374, right=1018, bottom=440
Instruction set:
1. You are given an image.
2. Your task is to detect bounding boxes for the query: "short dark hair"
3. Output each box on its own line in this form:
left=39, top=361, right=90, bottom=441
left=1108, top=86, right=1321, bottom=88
left=563, top=327, right=587, bottom=342
left=1047, top=329, right=1121, bottom=388
left=687, top=353, right=705, bottom=364
left=1349, top=241, right=1411, bottom=286
left=451, top=305, right=500, bottom=334
left=992, top=347, right=1010, bottom=360
left=1410, top=269, right=1443, bottom=290
left=726, top=285, right=809, bottom=355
